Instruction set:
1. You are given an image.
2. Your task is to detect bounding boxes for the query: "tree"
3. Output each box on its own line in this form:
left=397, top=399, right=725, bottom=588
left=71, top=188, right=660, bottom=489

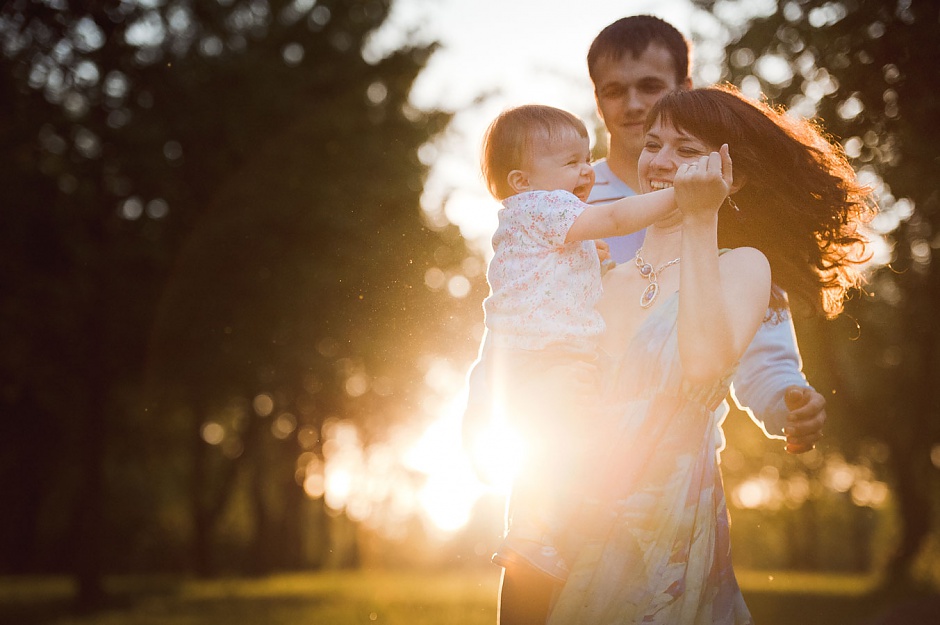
left=692, top=0, right=940, bottom=584
left=0, top=0, right=481, bottom=607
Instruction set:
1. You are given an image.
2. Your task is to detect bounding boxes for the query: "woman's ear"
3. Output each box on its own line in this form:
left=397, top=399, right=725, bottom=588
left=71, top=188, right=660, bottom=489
left=730, top=173, right=747, bottom=195
left=507, top=170, right=530, bottom=194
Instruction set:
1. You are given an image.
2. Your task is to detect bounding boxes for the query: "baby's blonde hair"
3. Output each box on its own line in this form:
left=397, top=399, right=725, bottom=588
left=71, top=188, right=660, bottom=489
left=481, top=105, right=589, bottom=200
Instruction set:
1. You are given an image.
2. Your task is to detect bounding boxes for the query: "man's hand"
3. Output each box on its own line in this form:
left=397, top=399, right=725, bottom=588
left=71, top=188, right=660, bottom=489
left=595, top=239, right=616, bottom=275
left=783, top=386, right=826, bottom=454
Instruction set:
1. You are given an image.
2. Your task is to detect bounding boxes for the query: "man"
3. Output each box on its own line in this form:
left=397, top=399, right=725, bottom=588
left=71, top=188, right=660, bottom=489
left=472, top=15, right=827, bottom=625
left=586, top=15, right=826, bottom=450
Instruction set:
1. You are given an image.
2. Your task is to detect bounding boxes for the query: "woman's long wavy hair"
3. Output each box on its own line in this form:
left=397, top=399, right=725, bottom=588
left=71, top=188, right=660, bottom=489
left=646, top=84, right=876, bottom=319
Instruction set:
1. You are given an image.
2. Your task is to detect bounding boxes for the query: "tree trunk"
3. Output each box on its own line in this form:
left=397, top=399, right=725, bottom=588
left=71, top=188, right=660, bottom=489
left=882, top=263, right=939, bottom=586
left=73, top=376, right=106, bottom=611
left=191, top=394, right=213, bottom=577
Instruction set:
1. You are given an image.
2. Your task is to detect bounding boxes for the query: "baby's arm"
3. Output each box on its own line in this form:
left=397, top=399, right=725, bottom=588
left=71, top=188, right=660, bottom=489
left=675, top=148, right=770, bottom=384
left=565, top=187, right=675, bottom=243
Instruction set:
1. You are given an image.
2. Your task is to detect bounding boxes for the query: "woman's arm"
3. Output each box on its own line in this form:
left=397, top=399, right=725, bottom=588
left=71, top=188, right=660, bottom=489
left=675, top=148, right=772, bottom=384
left=678, top=246, right=771, bottom=383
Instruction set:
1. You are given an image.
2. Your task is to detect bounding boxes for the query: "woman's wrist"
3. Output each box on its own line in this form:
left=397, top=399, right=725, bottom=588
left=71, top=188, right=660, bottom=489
left=680, top=211, right=719, bottom=232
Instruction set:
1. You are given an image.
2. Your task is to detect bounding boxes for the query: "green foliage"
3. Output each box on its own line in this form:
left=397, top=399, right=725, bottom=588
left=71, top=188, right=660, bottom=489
left=0, top=0, right=484, bottom=593
left=692, top=0, right=940, bottom=583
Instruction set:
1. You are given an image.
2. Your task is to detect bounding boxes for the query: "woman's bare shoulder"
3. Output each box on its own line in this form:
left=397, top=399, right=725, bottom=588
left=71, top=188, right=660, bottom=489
left=719, top=246, right=770, bottom=275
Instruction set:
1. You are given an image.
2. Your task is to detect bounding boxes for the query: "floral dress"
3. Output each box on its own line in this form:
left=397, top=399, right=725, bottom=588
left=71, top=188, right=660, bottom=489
left=546, top=292, right=754, bottom=625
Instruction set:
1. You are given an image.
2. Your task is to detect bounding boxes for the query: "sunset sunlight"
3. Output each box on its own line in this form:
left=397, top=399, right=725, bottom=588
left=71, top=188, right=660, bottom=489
left=5, top=0, right=937, bottom=621
left=297, top=361, right=523, bottom=538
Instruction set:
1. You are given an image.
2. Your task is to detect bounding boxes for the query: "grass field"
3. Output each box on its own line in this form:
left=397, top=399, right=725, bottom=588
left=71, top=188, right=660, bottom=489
left=0, top=567, right=937, bottom=625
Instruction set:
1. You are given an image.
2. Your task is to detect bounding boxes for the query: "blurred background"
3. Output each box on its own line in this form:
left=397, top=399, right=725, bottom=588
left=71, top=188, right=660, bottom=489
left=1, top=0, right=938, bottom=620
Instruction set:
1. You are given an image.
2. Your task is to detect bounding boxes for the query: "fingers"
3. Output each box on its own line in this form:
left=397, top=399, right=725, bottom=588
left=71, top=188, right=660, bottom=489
left=784, top=419, right=824, bottom=452
left=785, top=440, right=818, bottom=455
left=678, top=153, right=726, bottom=178
left=545, top=360, right=595, bottom=386
left=783, top=386, right=826, bottom=454
left=568, top=360, right=596, bottom=381
left=706, top=151, right=721, bottom=174
left=719, top=144, right=733, bottom=187
left=784, top=386, right=807, bottom=410
left=785, top=387, right=827, bottom=420
left=691, top=155, right=709, bottom=176
left=785, top=423, right=823, bottom=453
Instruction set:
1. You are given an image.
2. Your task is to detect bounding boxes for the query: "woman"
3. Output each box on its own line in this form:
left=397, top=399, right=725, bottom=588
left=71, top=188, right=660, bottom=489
left=499, top=84, right=874, bottom=624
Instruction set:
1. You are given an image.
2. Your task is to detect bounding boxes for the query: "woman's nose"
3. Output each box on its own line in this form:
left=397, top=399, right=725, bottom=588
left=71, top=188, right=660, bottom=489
left=649, top=150, right=675, bottom=171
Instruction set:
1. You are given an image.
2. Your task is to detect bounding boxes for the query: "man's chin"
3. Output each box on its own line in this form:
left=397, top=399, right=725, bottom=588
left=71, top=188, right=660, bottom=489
left=615, top=124, right=646, bottom=145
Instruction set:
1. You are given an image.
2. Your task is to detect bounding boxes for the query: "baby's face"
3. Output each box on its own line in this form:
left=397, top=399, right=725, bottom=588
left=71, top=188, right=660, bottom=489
left=523, top=129, right=595, bottom=201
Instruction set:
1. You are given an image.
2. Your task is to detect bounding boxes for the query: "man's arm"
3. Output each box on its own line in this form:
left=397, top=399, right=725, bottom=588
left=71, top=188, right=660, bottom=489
left=730, top=309, right=825, bottom=453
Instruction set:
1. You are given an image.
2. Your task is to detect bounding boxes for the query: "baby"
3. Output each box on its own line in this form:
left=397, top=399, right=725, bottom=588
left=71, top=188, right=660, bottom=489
left=477, top=104, right=677, bottom=581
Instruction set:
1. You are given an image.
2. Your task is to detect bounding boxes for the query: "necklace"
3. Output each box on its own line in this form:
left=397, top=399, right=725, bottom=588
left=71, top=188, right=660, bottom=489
left=634, top=248, right=681, bottom=309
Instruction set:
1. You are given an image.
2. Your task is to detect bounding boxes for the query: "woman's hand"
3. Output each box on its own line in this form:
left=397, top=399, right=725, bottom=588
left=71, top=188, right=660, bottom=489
left=674, top=144, right=732, bottom=222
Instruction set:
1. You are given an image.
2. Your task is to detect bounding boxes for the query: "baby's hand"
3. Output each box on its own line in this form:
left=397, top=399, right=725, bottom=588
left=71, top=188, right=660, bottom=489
left=674, top=144, right=732, bottom=220
left=546, top=359, right=597, bottom=404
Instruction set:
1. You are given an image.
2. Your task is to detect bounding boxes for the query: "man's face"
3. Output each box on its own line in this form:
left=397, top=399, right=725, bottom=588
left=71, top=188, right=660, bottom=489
left=592, top=43, right=688, bottom=157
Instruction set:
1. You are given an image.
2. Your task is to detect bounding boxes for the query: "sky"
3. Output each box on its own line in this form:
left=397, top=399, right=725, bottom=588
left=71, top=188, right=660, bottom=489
left=365, top=0, right=705, bottom=253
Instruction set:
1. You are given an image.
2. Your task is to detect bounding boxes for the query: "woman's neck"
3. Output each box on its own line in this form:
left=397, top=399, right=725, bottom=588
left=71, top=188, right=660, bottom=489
left=638, top=221, right=683, bottom=265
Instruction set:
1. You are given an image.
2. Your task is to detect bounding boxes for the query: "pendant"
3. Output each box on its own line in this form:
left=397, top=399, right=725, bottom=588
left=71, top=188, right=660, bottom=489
left=640, top=282, right=659, bottom=308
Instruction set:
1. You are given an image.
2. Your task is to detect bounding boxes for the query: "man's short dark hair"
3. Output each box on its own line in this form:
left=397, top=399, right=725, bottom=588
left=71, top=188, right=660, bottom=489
left=587, top=15, right=691, bottom=85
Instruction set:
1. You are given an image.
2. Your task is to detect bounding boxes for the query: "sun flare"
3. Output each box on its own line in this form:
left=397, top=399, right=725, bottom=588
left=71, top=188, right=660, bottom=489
left=403, top=392, right=522, bottom=533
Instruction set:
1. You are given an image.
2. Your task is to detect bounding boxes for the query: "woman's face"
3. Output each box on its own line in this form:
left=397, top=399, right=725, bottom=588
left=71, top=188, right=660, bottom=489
left=638, top=117, right=718, bottom=195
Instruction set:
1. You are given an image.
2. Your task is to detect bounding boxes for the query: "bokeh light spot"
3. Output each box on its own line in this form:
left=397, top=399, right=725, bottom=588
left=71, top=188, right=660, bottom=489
left=201, top=422, right=225, bottom=445
left=253, top=393, right=274, bottom=417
